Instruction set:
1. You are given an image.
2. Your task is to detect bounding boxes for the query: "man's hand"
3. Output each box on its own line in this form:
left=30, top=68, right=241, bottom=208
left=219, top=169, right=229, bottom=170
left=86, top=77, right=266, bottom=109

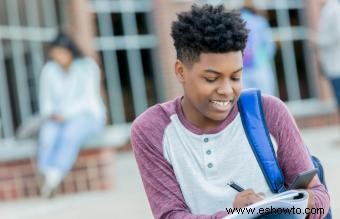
left=306, top=189, right=315, bottom=209
left=232, top=189, right=265, bottom=208
left=50, top=114, right=65, bottom=123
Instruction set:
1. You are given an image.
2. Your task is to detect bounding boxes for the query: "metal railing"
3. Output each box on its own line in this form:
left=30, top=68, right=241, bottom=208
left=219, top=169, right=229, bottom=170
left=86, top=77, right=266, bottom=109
left=0, top=0, right=160, bottom=139
left=0, top=0, right=59, bottom=139
left=90, top=0, right=161, bottom=123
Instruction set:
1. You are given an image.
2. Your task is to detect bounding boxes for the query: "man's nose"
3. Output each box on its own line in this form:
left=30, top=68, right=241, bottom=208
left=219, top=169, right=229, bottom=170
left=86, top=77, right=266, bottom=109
left=217, top=81, right=233, bottom=95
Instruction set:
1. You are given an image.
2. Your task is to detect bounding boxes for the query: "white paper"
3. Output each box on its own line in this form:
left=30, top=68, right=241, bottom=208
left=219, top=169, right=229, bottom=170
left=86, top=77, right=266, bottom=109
left=223, top=190, right=309, bottom=219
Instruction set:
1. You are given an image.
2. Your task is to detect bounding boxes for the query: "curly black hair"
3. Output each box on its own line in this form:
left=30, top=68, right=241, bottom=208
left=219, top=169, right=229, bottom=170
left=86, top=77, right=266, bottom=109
left=171, top=4, right=248, bottom=65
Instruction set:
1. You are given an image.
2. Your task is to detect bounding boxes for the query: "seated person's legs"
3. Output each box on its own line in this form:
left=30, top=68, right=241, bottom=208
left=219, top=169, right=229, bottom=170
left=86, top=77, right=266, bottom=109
left=53, top=113, right=104, bottom=175
left=41, top=113, right=104, bottom=197
left=37, top=120, right=61, bottom=175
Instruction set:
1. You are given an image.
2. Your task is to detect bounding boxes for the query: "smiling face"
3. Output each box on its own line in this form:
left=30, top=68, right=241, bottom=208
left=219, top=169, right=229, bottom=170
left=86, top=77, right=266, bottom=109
left=175, top=51, right=243, bottom=131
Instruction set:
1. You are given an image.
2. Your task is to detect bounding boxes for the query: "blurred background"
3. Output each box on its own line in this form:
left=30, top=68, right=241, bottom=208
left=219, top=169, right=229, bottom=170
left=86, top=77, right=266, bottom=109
left=0, top=0, right=339, bottom=218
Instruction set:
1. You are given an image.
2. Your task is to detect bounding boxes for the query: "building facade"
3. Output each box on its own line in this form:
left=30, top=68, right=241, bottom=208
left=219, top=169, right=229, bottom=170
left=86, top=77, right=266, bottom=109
left=0, top=0, right=335, bottom=139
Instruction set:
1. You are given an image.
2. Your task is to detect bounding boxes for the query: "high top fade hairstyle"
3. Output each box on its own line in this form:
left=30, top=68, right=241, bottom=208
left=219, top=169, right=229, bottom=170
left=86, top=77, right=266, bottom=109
left=171, top=4, right=249, bottom=66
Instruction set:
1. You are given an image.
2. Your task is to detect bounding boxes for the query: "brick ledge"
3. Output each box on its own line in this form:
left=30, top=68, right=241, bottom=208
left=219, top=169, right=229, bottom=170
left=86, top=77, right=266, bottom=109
left=0, top=148, right=115, bottom=201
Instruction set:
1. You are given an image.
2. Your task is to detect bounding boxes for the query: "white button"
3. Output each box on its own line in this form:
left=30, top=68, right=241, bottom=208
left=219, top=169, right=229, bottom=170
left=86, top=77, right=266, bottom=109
left=204, top=138, right=209, bottom=143
left=207, top=163, right=213, bottom=168
left=206, top=150, right=212, bottom=155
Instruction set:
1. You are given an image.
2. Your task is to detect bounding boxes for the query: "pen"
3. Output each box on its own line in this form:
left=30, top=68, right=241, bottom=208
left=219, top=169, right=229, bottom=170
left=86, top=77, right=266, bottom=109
left=227, top=181, right=245, bottom=192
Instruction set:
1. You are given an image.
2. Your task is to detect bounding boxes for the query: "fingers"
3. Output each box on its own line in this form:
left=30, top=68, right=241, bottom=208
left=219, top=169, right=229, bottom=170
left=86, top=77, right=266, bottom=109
left=233, top=189, right=265, bottom=208
left=257, top=192, right=266, bottom=199
left=248, top=193, right=264, bottom=204
left=240, top=188, right=255, bottom=196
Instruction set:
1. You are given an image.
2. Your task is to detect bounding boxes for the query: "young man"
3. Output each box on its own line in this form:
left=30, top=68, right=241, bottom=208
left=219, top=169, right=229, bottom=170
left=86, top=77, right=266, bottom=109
left=131, top=4, right=329, bottom=218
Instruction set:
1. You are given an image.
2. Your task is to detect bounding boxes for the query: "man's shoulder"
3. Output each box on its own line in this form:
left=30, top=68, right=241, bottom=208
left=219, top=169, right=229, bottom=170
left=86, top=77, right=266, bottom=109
left=131, top=98, right=178, bottom=135
left=260, top=93, right=293, bottom=126
left=261, top=94, right=286, bottom=110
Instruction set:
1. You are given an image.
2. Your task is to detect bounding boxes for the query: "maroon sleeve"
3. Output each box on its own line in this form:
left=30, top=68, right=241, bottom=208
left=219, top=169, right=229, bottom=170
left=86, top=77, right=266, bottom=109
left=262, top=95, right=330, bottom=218
left=131, top=105, right=229, bottom=219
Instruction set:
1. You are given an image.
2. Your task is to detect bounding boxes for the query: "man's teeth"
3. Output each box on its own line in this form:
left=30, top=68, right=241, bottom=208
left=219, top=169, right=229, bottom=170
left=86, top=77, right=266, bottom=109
left=211, top=100, right=230, bottom=106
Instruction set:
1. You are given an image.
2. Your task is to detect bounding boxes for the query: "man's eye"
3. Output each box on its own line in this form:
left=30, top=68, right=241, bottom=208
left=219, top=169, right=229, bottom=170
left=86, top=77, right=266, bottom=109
left=205, top=78, right=217, bottom=82
left=232, top=77, right=241, bottom=81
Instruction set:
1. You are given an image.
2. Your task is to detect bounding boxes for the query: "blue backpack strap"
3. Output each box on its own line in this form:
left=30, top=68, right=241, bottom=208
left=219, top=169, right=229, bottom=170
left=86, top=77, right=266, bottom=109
left=237, top=89, right=285, bottom=193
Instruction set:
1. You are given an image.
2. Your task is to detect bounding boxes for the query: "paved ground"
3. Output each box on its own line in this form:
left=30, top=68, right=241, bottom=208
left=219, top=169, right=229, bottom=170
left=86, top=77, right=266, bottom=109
left=0, top=152, right=153, bottom=219
left=0, top=125, right=339, bottom=219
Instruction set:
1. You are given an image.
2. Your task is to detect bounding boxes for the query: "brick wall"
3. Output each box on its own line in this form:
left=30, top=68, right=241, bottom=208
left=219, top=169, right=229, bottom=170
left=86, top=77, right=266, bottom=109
left=0, top=148, right=115, bottom=201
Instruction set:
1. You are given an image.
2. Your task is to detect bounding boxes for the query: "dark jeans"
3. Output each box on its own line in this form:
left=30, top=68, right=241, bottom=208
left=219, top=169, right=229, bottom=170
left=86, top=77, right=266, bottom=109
left=329, top=76, right=340, bottom=108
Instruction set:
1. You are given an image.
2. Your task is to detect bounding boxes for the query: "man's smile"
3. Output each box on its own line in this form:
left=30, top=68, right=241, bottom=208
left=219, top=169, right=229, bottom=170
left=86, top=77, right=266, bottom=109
left=209, top=99, right=233, bottom=111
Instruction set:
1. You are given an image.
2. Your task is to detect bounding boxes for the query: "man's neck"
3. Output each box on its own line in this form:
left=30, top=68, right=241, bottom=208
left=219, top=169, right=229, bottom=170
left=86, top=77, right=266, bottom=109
left=181, top=97, right=223, bottom=132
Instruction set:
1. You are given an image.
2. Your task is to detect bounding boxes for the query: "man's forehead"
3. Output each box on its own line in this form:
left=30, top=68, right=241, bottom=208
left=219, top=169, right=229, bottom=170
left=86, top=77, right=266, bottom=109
left=197, top=52, right=242, bottom=66
left=204, top=67, right=243, bottom=75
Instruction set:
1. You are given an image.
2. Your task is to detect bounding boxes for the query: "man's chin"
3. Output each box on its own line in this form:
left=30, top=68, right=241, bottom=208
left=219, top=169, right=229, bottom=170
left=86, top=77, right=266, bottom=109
left=208, top=113, right=229, bottom=122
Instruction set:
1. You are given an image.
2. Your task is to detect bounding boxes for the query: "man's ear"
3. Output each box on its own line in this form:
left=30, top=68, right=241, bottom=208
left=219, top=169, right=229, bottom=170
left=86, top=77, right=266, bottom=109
left=175, top=60, right=185, bottom=83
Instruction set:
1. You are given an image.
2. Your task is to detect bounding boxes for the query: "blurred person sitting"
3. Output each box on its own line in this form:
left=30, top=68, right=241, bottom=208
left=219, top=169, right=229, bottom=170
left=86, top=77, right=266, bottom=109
left=316, top=0, right=340, bottom=137
left=38, top=32, right=106, bottom=197
left=241, top=0, right=276, bottom=95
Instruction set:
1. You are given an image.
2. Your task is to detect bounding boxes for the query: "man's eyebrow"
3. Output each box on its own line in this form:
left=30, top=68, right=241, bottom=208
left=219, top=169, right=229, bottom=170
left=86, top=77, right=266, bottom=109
left=203, top=67, right=243, bottom=75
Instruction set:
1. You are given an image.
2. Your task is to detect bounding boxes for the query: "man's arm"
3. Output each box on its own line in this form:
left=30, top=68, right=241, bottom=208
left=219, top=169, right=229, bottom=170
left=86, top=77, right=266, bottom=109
left=131, top=119, right=229, bottom=219
left=262, top=95, right=330, bottom=219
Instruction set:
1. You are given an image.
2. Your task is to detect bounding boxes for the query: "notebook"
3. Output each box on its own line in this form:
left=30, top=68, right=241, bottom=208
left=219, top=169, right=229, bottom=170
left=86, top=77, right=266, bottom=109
left=224, top=190, right=309, bottom=219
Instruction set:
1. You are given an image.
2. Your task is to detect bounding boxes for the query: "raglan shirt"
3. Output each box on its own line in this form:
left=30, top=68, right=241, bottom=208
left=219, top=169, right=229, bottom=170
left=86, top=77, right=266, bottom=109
left=131, top=94, right=330, bottom=219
